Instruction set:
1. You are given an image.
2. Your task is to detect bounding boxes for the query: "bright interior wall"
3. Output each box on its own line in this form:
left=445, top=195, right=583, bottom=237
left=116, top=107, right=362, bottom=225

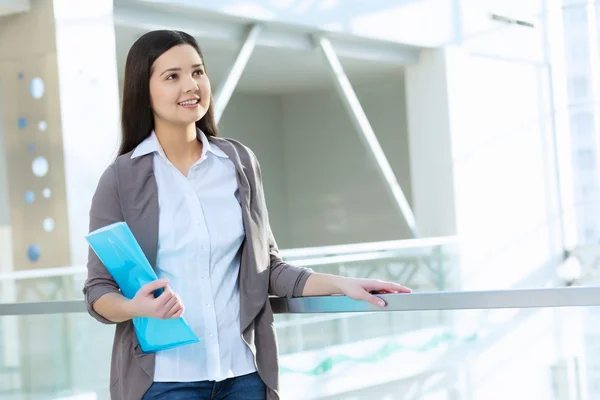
left=280, top=74, right=413, bottom=248
left=219, top=92, right=291, bottom=247
left=221, top=74, right=413, bottom=249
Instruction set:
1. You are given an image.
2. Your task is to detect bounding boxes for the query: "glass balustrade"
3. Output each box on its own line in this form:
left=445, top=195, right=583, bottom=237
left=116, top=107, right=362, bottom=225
left=0, top=287, right=597, bottom=400
left=0, top=237, right=459, bottom=305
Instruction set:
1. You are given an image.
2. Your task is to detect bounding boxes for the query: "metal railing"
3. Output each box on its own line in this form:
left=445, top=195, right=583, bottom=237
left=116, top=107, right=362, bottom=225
left=0, top=278, right=596, bottom=399
left=0, top=286, right=597, bottom=316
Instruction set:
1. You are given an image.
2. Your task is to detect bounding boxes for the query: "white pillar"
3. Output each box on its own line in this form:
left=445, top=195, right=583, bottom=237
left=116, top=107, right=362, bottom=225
left=405, top=49, right=458, bottom=239
left=53, top=0, right=121, bottom=267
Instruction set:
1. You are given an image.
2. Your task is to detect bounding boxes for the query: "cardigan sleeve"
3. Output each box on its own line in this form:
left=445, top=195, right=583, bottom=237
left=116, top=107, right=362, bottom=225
left=82, top=164, right=123, bottom=324
left=266, top=223, right=313, bottom=298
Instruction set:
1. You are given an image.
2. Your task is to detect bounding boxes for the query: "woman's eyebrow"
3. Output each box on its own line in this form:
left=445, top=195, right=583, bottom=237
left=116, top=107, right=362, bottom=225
left=160, top=63, right=204, bottom=77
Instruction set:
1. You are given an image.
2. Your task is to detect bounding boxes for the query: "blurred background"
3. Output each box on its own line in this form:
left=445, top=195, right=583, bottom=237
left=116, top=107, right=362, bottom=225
left=2, top=0, right=600, bottom=399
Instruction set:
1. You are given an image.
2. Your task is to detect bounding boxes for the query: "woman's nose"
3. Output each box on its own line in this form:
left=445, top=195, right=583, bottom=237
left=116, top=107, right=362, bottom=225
left=184, top=76, right=199, bottom=93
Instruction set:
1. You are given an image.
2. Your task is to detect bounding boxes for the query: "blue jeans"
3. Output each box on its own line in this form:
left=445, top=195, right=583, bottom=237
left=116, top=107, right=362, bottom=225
left=141, top=372, right=266, bottom=400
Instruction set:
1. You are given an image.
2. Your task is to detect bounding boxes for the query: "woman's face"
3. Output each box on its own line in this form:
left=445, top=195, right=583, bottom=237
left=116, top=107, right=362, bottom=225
left=149, top=44, right=211, bottom=127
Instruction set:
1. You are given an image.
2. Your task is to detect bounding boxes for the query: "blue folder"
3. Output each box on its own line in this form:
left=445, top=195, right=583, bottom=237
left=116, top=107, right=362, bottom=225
left=85, top=221, right=199, bottom=353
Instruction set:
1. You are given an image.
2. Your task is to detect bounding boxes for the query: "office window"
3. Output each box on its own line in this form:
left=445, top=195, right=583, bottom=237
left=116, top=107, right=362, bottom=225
left=575, top=149, right=596, bottom=170
left=581, top=184, right=597, bottom=197
left=571, top=113, right=594, bottom=136
left=570, top=77, right=590, bottom=99
left=564, top=5, right=587, bottom=25
left=569, top=41, right=590, bottom=65
left=563, top=4, right=587, bottom=29
left=585, top=227, right=597, bottom=242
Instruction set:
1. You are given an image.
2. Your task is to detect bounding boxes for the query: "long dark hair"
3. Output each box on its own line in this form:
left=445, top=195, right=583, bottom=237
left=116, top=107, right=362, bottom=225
left=118, top=30, right=218, bottom=157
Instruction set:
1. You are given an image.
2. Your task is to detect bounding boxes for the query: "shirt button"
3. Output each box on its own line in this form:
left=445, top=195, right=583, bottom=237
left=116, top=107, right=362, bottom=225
left=201, top=246, right=206, bottom=251
left=206, top=303, right=210, bottom=307
left=209, top=334, right=213, bottom=337
left=202, top=277, right=207, bottom=280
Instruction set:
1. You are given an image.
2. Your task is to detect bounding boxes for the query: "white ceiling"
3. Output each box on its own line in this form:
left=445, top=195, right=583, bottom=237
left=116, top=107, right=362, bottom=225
left=115, top=25, right=406, bottom=94
left=128, top=0, right=456, bottom=47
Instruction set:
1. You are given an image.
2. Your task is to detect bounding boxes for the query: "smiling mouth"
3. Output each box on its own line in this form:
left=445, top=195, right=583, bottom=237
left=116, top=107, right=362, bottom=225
left=178, top=99, right=200, bottom=106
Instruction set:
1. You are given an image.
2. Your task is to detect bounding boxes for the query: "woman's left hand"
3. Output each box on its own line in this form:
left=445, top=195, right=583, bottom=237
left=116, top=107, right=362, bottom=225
left=337, top=277, right=411, bottom=308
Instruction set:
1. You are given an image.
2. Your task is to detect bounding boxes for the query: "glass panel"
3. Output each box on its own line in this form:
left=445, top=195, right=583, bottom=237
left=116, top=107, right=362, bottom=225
left=0, top=274, right=87, bottom=304
left=0, top=239, right=459, bottom=304
left=0, top=312, right=113, bottom=399
left=282, top=241, right=460, bottom=292
left=274, top=241, right=459, bottom=335
left=0, top=305, right=597, bottom=399
left=277, top=306, right=593, bottom=399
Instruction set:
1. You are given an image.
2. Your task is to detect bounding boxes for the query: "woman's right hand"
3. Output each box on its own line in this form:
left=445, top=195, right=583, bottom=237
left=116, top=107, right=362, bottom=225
left=129, top=279, right=185, bottom=319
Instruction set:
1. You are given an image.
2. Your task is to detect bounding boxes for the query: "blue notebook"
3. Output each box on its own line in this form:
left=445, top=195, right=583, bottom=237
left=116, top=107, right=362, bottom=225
left=85, top=221, right=199, bottom=353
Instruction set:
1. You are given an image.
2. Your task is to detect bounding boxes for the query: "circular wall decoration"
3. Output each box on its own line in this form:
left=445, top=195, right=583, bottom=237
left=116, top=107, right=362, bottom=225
left=18, top=118, right=27, bottom=130
left=30, top=77, right=45, bottom=99
left=24, top=191, right=35, bottom=204
left=38, top=121, right=48, bottom=131
left=28, top=144, right=36, bottom=152
left=27, top=244, right=41, bottom=262
left=42, top=188, right=52, bottom=198
left=32, top=156, right=49, bottom=177
left=43, top=218, right=55, bottom=232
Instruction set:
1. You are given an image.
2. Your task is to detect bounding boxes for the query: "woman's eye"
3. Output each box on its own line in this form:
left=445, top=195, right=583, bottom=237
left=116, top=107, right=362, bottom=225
left=194, top=69, right=204, bottom=76
left=167, top=74, right=177, bottom=80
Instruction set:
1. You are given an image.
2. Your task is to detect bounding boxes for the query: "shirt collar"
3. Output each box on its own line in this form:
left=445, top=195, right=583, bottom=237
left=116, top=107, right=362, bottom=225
left=131, top=131, right=161, bottom=159
left=197, top=128, right=228, bottom=159
left=130, top=129, right=229, bottom=160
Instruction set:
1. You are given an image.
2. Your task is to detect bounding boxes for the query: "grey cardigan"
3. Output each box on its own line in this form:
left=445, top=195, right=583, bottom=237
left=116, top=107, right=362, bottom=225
left=83, top=135, right=313, bottom=400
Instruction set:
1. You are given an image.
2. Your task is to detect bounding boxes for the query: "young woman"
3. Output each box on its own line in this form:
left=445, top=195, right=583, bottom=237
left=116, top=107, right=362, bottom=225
left=83, top=30, right=411, bottom=400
